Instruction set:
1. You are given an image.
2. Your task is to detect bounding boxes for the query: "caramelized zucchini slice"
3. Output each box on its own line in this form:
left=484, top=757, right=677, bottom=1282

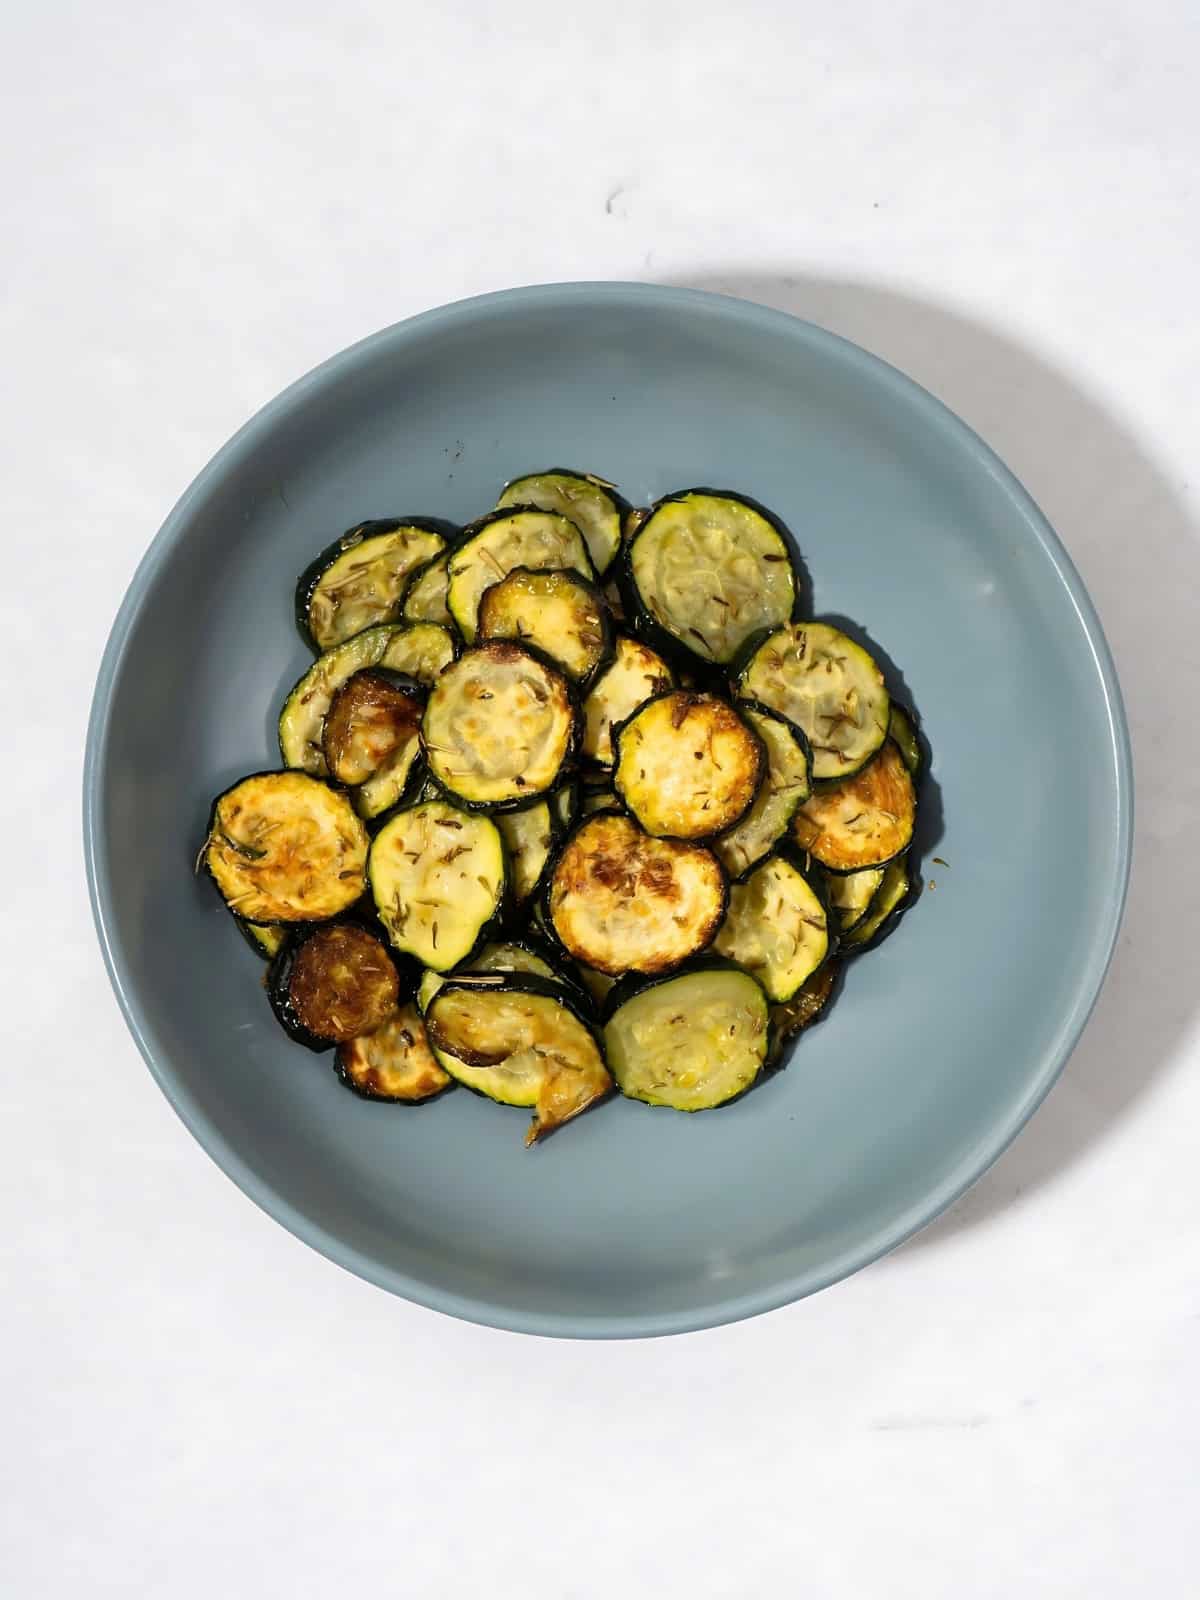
left=496, top=468, right=623, bottom=576
left=335, top=1003, right=452, bottom=1101
left=268, top=923, right=402, bottom=1050
left=296, top=520, right=447, bottom=652
left=825, top=866, right=885, bottom=932
left=714, top=703, right=812, bottom=877
left=888, top=702, right=923, bottom=778
left=203, top=771, right=369, bottom=923
left=477, top=566, right=612, bottom=683
left=713, top=854, right=830, bottom=1002
left=423, top=643, right=576, bottom=809
left=603, top=963, right=769, bottom=1111
left=401, top=549, right=454, bottom=627
left=613, top=691, right=763, bottom=839
left=279, top=622, right=458, bottom=775
left=792, top=741, right=915, bottom=872
left=416, top=938, right=560, bottom=1014
left=496, top=800, right=556, bottom=904
left=321, top=668, right=425, bottom=819
left=769, top=960, right=839, bottom=1049
left=368, top=800, right=505, bottom=970
left=235, top=918, right=286, bottom=961
left=425, top=977, right=612, bottom=1144
left=624, top=490, right=796, bottom=665
left=581, top=634, right=674, bottom=767
left=843, top=854, right=914, bottom=953
left=446, top=508, right=593, bottom=641
left=547, top=811, right=726, bottom=976
left=737, top=622, right=890, bottom=781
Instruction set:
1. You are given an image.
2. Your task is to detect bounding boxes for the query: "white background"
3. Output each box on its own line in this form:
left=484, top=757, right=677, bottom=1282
left=4, top=3, right=1198, bottom=1594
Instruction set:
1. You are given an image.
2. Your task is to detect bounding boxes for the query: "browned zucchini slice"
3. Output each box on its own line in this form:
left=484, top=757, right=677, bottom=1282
left=581, top=634, right=674, bottom=767
left=321, top=668, right=424, bottom=818
left=297, top=521, right=447, bottom=651
left=335, top=1003, right=452, bottom=1101
left=477, top=566, right=612, bottom=683
left=447, top=508, right=593, bottom=641
left=714, top=703, right=812, bottom=877
left=792, top=741, right=915, bottom=871
left=270, top=922, right=402, bottom=1047
left=713, top=854, right=830, bottom=1002
left=613, top=691, right=763, bottom=839
left=496, top=469, right=624, bottom=576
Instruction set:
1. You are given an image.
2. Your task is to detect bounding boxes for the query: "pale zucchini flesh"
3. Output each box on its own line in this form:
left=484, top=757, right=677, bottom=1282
left=417, top=939, right=558, bottom=1014
left=714, top=704, right=812, bottom=877
left=401, top=549, right=454, bottom=627
left=713, top=855, right=830, bottom=1002
left=335, top=1003, right=452, bottom=1102
left=301, top=523, right=445, bottom=651
left=447, top=509, right=593, bottom=641
left=368, top=800, right=504, bottom=970
left=792, top=740, right=915, bottom=872
left=614, top=692, right=763, bottom=839
left=825, top=866, right=885, bottom=932
left=843, top=854, right=913, bottom=951
left=581, top=634, right=674, bottom=767
left=496, top=469, right=623, bottom=576
left=496, top=800, right=556, bottom=904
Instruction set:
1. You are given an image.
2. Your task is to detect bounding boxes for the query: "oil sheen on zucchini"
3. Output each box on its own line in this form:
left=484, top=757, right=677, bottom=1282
left=842, top=854, right=913, bottom=953
left=714, top=703, right=812, bottom=877
left=713, top=854, right=830, bottom=1002
left=496, top=469, right=623, bottom=577
left=368, top=799, right=505, bottom=970
left=625, top=491, right=797, bottom=665
left=204, top=771, right=369, bottom=923
left=477, top=566, right=612, bottom=683
left=792, top=740, right=915, bottom=872
left=446, top=508, right=594, bottom=641
left=321, top=668, right=425, bottom=819
left=297, top=520, right=447, bottom=652
left=581, top=634, right=674, bottom=767
left=613, top=691, right=763, bottom=839
left=737, top=622, right=890, bottom=782
left=603, top=963, right=769, bottom=1111
left=335, top=1003, right=452, bottom=1102
left=825, top=866, right=885, bottom=932
left=769, top=960, right=839, bottom=1050
left=268, top=922, right=402, bottom=1048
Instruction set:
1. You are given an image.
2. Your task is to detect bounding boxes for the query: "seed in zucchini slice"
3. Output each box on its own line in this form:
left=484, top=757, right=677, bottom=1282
left=603, top=964, right=769, bottom=1111
left=368, top=800, right=505, bottom=971
left=335, top=1003, right=452, bottom=1102
left=888, top=703, right=923, bottom=778
left=792, top=741, right=915, bottom=872
left=296, top=521, right=447, bottom=652
left=843, top=854, right=914, bottom=953
left=269, top=922, right=402, bottom=1048
left=279, top=622, right=459, bottom=776
left=769, top=960, right=839, bottom=1049
left=547, top=811, right=726, bottom=976
left=496, top=469, right=624, bottom=577
left=582, top=634, right=674, bottom=767
left=422, top=642, right=576, bottom=809
left=400, top=549, right=454, bottom=627
left=613, top=691, right=763, bottom=839
left=425, top=978, right=612, bottom=1144
left=203, top=771, right=369, bottom=924
left=715, top=703, right=812, bottom=877
left=625, top=490, right=797, bottom=665
left=737, top=622, right=890, bottom=782
left=825, top=866, right=885, bottom=932
left=447, top=508, right=594, bottom=642
left=713, top=855, right=830, bottom=1003
left=496, top=800, right=556, bottom=904
left=477, top=566, right=612, bottom=684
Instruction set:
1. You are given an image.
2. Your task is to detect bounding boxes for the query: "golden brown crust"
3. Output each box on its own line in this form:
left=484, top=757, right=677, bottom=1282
left=322, top=670, right=422, bottom=787
left=289, top=924, right=400, bottom=1041
left=792, top=741, right=915, bottom=871
left=614, top=692, right=763, bottom=838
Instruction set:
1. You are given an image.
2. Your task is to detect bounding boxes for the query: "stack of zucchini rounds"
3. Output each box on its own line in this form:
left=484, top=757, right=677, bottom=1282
left=199, top=474, right=924, bottom=1146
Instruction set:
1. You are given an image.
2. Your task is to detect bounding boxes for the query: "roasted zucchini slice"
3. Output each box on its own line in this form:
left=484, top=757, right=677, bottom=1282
left=623, top=490, right=797, bottom=665
left=888, top=702, right=923, bottom=778
left=547, top=811, right=726, bottom=975
left=400, top=549, right=454, bottom=627
left=713, top=854, right=830, bottom=1002
left=842, top=854, right=914, bottom=953
left=446, top=508, right=594, bottom=641
left=496, top=800, right=556, bottom=905
left=425, top=977, right=613, bottom=1144
left=368, top=799, right=505, bottom=971
left=203, top=771, right=369, bottom=923
left=736, top=622, right=890, bottom=782
left=296, top=520, right=447, bottom=652
left=321, top=668, right=425, bottom=819
left=603, top=962, right=769, bottom=1111
left=268, top=923, right=402, bottom=1050
left=279, top=622, right=458, bottom=775
left=477, top=566, right=612, bottom=684
left=416, top=937, right=560, bottom=1014
left=714, top=703, right=812, bottom=877
left=581, top=634, right=674, bottom=767
left=792, top=740, right=915, bottom=872
left=335, top=1003, right=452, bottom=1102
left=769, top=960, right=839, bottom=1050
left=825, top=866, right=885, bottom=932
left=496, top=468, right=624, bottom=577
left=235, top=918, right=287, bottom=961
left=422, top=642, right=577, bottom=809
left=613, top=691, right=763, bottom=839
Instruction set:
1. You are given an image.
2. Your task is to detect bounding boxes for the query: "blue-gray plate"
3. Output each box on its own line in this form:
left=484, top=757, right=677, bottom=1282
left=84, top=284, right=1132, bottom=1337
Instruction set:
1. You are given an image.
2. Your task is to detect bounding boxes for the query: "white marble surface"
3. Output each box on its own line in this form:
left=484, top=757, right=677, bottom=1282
left=4, top=3, right=1197, bottom=1593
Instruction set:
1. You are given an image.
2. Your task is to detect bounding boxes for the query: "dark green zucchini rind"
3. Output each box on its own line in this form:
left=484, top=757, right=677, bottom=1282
left=477, top=566, right=614, bottom=686
left=888, top=701, right=925, bottom=779
left=422, top=642, right=579, bottom=812
left=824, top=866, right=885, bottom=934
left=767, top=960, right=842, bottom=1066
left=602, top=959, right=770, bottom=1112
left=267, top=922, right=403, bottom=1054
left=446, top=507, right=596, bottom=642
left=715, top=702, right=812, bottom=877
left=495, top=468, right=627, bottom=578
left=581, top=634, right=675, bottom=768
left=841, top=854, right=917, bottom=956
left=235, top=917, right=287, bottom=961
left=713, top=850, right=834, bottom=1003
left=612, top=690, right=765, bottom=840
left=550, top=776, right=581, bottom=834
left=416, top=934, right=590, bottom=1018
left=618, top=489, right=800, bottom=669
left=295, top=519, right=449, bottom=653
left=334, top=1003, right=454, bottom=1103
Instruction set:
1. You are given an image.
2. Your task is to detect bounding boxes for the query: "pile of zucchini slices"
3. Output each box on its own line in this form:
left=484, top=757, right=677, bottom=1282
left=199, top=474, right=924, bottom=1146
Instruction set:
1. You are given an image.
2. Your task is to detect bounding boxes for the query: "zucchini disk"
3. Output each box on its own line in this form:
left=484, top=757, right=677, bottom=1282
left=279, top=622, right=458, bottom=776
left=714, top=703, right=812, bottom=877
left=843, top=854, right=913, bottom=953
left=737, top=621, right=890, bottom=782
left=335, top=1002, right=452, bottom=1102
left=603, top=963, right=769, bottom=1111
left=888, top=703, right=923, bottom=778
left=268, top=923, right=402, bottom=1050
left=496, top=800, right=556, bottom=904
left=401, top=549, right=454, bottom=627
left=581, top=634, right=674, bottom=767
left=322, top=668, right=425, bottom=820
left=713, top=854, right=831, bottom=1002
left=417, top=938, right=561, bottom=1014
left=422, top=642, right=576, bottom=809
left=425, top=978, right=613, bottom=1145
left=447, top=508, right=594, bottom=641
left=496, top=468, right=623, bottom=577
left=769, top=960, right=839, bottom=1049
left=624, top=490, right=796, bottom=665
left=477, top=566, right=612, bottom=684
left=547, top=811, right=726, bottom=976
left=825, top=866, right=885, bottom=933
left=235, top=917, right=287, bottom=961
left=792, top=740, right=915, bottom=872
left=203, top=771, right=369, bottom=923
left=613, top=691, right=763, bottom=839
left=369, top=800, right=505, bottom=971
left=296, top=520, right=446, bottom=652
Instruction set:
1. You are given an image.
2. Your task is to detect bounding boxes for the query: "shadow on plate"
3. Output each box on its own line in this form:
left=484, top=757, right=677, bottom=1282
left=670, top=268, right=1190, bottom=1249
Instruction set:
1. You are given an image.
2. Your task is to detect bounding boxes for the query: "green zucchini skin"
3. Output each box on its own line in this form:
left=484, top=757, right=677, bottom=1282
left=496, top=468, right=630, bottom=577
left=447, top=505, right=597, bottom=641
left=267, top=936, right=334, bottom=1052
left=234, top=917, right=287, bottom=961
left=333, top=1003, right=455, bottom=1104
left=840, top=853, right=918, bottom=956
left=294, top=518, right=454, bottom=653
left=714, top=844, right=837, bottom=1003
left=476, top=565, right=615, bottom=688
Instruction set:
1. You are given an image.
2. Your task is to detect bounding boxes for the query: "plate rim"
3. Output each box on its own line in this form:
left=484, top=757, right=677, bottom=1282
left=82, top=281, right=1134, bottom=1338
